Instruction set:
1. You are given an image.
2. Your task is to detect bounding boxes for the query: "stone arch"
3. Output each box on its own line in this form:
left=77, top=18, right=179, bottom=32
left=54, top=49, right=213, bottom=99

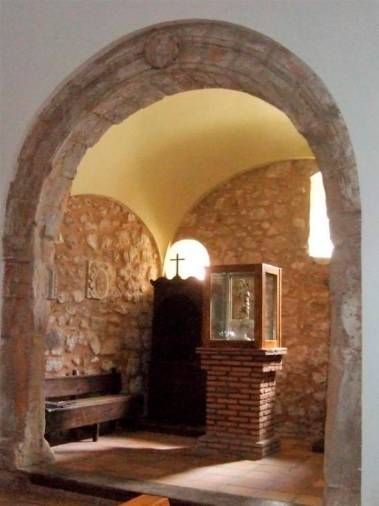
left=0, top=20, right=360, bottom=504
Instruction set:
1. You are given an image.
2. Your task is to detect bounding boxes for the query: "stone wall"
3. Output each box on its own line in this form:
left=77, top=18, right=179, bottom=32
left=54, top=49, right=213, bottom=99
left=45, top=195, right=160, bottom=398
left=176, top=159, right=330, bottom=439
left=0, top=21, right=360, bottom=502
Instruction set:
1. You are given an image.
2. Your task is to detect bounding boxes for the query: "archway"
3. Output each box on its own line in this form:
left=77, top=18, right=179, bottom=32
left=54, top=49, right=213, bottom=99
left=0, top=20, right=360, bottom=504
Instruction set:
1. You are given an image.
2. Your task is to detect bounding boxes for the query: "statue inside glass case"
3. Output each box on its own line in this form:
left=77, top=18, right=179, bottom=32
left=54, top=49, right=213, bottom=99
left=211, top=271, right=255, bottom=341
left=206, top=264, right=282, bottom=349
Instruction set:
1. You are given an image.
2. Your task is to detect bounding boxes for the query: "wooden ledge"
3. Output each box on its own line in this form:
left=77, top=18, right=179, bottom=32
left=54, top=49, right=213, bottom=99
left=196, top=346, right=287, bottom=356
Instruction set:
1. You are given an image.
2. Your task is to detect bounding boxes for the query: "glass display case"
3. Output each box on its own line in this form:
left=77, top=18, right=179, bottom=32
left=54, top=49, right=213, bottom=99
left=203, top=264, right=282, bottom=349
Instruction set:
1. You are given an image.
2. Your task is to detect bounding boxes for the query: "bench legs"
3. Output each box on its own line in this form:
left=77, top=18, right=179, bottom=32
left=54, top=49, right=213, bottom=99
left=93, top=423, right=100, bottom=442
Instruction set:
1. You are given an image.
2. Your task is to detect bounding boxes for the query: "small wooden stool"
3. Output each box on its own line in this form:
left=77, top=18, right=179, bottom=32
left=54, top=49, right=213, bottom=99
left=119, top=495, right=170, bottom=506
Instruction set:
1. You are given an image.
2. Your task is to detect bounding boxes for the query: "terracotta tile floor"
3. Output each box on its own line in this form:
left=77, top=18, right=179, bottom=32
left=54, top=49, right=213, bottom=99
left=47, top=431, right=324, bottom=505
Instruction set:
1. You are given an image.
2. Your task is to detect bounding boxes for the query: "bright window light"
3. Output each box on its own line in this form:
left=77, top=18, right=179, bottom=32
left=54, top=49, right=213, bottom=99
left=308, top=172, right=334, bottom=258
left=164, top=239, right=210, bottom=280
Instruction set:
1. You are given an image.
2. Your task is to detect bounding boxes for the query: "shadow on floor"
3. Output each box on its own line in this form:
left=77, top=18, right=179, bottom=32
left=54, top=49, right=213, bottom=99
left=25, top=431, right=324, bottom=506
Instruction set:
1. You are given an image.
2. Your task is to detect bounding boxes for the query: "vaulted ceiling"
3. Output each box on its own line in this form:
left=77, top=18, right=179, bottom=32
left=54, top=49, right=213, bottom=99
left=71, top=89, right=313, bottom=259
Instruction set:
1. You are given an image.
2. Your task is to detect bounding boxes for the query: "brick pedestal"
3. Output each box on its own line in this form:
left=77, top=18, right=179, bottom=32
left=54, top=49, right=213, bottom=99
left=197, top=346, right=287, bottom=459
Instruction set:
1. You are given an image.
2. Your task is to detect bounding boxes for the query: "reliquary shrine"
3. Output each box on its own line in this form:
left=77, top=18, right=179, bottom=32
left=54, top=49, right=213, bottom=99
left=148, top=263, right=286, bottom=458
left=198, top=263, right=287, bottom=458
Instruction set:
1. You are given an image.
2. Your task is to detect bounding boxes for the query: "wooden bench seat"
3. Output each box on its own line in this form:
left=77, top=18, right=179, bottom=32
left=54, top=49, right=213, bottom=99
left=45, top=372, right=140, bottom=442
left=119, top=496, right=170, bottom=506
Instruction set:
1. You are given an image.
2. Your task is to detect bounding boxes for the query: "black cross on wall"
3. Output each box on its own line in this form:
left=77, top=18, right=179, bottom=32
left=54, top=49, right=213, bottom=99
left=170, top=253, right=185, bottom=277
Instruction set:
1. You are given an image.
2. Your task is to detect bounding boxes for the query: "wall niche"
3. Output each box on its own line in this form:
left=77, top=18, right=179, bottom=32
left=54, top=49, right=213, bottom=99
left=45, top=194, right=160, bottom=400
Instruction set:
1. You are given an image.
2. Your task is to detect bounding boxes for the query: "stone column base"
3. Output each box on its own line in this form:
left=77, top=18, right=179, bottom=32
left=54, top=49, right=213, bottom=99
left=0, top=436, right=53, bottom=471
left=325, top=486, right=360, bottom=506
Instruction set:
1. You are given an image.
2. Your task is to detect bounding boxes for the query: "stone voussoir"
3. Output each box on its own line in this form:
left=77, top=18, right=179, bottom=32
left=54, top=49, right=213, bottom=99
left=0, top=20, right=361, bottom=506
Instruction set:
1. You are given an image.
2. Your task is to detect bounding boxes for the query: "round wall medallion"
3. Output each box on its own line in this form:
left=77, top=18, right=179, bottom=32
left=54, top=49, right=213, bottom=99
left=144, top=32, right=179, bottom=69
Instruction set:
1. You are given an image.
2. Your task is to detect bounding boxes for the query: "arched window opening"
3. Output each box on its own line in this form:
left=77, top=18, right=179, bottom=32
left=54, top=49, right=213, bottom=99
left=308, top=172, right=334, bottom=258
left=164, top=239, right=210, bottom=280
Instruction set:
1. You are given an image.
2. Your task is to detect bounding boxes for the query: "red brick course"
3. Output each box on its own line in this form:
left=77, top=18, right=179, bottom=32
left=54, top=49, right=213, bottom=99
left=197, top=346, right=286, bottom=459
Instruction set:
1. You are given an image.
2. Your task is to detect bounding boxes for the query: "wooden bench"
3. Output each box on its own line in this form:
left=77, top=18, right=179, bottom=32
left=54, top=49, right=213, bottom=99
left=119, top=496, right=170, bottom=506
left=45, top=372, right=140, bottom=442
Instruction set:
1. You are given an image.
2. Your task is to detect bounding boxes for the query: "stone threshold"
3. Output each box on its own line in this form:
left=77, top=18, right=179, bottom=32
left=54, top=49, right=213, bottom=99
left=22, top=465, right=292, bottom=506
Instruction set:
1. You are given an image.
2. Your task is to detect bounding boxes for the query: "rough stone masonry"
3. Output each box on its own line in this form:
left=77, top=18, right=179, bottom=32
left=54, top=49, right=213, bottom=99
left=45, top=194, right=160, bottom=399
left=176, top=159, right=331, bottom=441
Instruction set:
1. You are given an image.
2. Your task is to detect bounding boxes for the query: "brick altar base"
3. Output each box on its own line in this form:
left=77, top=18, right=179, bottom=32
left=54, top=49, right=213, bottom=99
left=197, top=347, right=287, bottom=459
